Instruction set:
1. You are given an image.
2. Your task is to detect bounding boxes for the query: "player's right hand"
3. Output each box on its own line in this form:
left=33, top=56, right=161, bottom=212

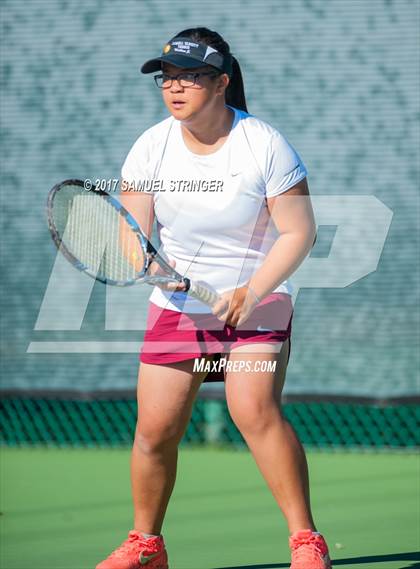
left=148, top=259, right=188, bottom=292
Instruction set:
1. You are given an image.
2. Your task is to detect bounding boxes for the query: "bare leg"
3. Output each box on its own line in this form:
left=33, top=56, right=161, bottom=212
left=131, top=358, right=211, bottom=534
left=225, top=340, right=316, bottom=534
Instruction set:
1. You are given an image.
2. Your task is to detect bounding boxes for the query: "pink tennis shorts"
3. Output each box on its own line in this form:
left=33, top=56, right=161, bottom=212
left=139, top=292, right=293, bottom=381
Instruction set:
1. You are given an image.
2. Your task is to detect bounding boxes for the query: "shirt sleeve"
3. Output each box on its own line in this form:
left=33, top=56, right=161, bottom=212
left=265, top=132, right=308, bottom=198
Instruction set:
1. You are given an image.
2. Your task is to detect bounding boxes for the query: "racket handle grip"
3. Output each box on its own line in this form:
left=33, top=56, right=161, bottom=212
left=183, top=278, right=219, bottom=308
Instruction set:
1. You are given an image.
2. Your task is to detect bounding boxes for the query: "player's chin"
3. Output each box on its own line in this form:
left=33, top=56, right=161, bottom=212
left=168, top=103, right=193, bottom=118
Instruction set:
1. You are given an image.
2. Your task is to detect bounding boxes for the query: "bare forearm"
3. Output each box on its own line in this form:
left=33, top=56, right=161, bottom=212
left=120, top=179, right=155, bottom=238
left=248, top=231, right=316, bottom=300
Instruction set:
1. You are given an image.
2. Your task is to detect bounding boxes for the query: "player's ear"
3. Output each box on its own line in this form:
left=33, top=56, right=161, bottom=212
left=215, top=73, right=230, bottom=96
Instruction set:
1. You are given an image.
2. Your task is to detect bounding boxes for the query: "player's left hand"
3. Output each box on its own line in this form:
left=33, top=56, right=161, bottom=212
left=212, top=286, right=260, bottom=327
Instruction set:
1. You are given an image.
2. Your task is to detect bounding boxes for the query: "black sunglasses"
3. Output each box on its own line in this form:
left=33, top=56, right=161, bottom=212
left=154, top=71, right=220, bottom=88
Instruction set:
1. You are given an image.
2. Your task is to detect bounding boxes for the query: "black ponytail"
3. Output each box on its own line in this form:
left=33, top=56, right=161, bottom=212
left=225, top=56, right=248, bottom=112
left=173, top=27, right=248, bottom=112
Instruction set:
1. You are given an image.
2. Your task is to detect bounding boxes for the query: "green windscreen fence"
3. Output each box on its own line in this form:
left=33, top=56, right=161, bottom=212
left=1, top=390, right=419, bottom=450
left=1, top=1, right=419, bottom=448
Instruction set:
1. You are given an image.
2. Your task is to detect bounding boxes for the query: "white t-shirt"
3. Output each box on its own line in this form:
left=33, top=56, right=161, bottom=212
left=121, top=105, right=307, bottom=313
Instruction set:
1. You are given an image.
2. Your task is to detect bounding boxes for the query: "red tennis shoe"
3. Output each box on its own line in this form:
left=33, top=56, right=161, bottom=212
left=289, top=529, right=332, bottom=569
left=96, top=530, right=168, bottom=569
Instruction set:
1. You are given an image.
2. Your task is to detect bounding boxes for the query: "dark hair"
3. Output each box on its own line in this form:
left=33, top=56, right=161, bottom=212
left=174, top=27, right=248, bottom=112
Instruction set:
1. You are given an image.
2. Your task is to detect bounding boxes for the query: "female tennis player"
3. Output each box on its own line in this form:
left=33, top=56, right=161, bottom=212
left=96, top=27, right=331, bottom=569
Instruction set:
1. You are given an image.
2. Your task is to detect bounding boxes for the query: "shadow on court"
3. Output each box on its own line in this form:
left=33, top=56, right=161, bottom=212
left=211, top=550, right=420, bottom=569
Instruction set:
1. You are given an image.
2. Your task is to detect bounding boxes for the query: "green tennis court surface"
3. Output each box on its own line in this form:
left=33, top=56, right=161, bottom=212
left=1, top=448, right=419, bottom=569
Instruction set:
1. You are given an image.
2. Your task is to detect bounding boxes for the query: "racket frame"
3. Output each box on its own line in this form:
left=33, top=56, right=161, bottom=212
left=47, top=179, right=192, bottom=289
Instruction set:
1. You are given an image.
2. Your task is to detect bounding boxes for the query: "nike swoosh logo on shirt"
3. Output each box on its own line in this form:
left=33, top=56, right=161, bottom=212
left=256, top=325, right=274, bottom=332
left=230, top=171, right=241, bottom=176
left=139, top=551, right=160, bottom=564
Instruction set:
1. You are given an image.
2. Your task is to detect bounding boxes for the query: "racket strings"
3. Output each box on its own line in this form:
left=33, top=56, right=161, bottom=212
left=56, top=187, right=145, bottom=283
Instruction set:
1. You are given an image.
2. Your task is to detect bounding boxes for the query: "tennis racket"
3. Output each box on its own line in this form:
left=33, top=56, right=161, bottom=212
left=47, top=179, right=220, bottom=307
